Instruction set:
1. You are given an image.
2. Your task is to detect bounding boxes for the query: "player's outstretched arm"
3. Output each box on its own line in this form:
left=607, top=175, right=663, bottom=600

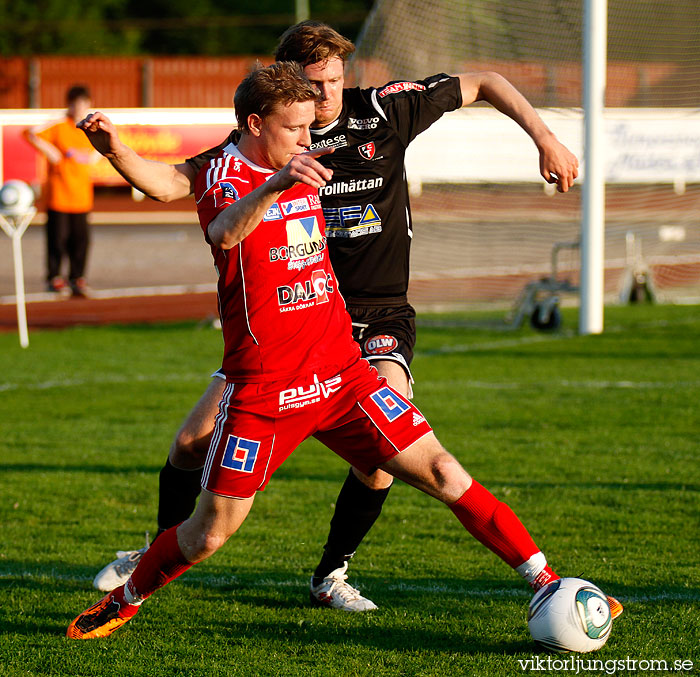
left=207, top=149, right=333, bottom=250
left=458, top=72, right=579, bottom=193
left=22, top=126, right=63, bottom=165
left=77, top=111, right=195, bottom=202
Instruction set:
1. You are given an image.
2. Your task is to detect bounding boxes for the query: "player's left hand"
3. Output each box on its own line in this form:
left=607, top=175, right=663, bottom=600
left=539, top=137, right=579, bottom=193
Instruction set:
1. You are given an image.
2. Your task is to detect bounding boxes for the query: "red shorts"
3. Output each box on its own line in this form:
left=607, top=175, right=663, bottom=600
left=202, top=358, right=433, bottom=499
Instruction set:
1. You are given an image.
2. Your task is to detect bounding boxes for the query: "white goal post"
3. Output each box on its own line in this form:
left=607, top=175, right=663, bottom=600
left=580, top=0, right=607, bottom=335
left=350, top=0, right=700, bottom=322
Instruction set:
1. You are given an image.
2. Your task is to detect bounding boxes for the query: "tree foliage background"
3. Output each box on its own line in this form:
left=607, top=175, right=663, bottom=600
left=1, top=0, right=698, bottom=60
left=0, top=0, right=374, bottom=56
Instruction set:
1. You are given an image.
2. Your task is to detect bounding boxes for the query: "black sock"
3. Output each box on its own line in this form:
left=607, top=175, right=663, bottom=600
left=154, top=458, right=203, bottom=541
left=313, top=468, right=391, bottom=582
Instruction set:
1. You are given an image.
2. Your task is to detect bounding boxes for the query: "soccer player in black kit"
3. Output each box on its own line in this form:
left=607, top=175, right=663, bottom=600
left=80, top=21, right=591, bottom=613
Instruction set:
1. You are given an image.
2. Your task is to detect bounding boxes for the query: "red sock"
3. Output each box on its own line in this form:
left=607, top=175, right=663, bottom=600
left=127, top=525, right=193, bottom=601
left=449, top=480, right=542, bottom=569
left=110, top=586, right=141, bottom=618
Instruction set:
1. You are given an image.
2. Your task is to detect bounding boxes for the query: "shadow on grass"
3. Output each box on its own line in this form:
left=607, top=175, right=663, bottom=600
left=205, top=615, right=532, bottom=656
left=0, top=460, right=349, bottom=484
left=2, top=564, right=697, bottom=654
left=494, top=479, right=700, bottom=493
left=0, top=461, right=161, bottom=475
left=0, top=578, right=532, bottom=656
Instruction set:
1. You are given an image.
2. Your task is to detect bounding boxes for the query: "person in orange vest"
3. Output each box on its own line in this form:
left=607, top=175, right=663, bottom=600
left=24, top=85, right=99, bottom=297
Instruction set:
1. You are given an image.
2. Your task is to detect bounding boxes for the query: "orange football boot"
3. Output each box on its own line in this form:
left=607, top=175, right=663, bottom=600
left=607, top=595, right=624, bottom=620
left=66, top=588, right=138, bottom=639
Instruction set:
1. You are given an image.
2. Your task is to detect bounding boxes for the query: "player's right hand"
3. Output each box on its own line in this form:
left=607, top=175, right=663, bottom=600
left=275, top=147, right=334, bottom=191
left=76, top=111, right=122, bottom=157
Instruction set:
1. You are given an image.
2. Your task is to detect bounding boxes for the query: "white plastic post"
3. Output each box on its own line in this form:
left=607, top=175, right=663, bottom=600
left=580, top=0, right=607, bottom=335
left=0, top=208, right=35, bottom=348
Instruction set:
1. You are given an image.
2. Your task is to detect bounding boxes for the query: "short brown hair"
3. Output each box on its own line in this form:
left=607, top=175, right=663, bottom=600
left=274, top=20, right=355, bottom=66
left=234, top=61, right=317, bottom=134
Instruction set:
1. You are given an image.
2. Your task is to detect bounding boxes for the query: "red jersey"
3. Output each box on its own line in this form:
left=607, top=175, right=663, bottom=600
left=195, top=142, right=360, bottom=383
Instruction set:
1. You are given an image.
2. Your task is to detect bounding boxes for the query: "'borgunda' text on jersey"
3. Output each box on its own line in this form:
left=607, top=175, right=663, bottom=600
left=187, top=74, right=462, bottom=299
left=195, top=143, right=360, bottom=383
left=310, top=74, right=461, bottom=298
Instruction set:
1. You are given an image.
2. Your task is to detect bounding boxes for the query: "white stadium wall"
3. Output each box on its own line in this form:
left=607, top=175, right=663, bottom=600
left=2, top=105, right=699, bottom=310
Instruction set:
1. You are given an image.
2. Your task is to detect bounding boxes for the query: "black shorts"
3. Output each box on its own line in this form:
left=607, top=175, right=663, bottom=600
left=345, top=296, right=416, bottom=377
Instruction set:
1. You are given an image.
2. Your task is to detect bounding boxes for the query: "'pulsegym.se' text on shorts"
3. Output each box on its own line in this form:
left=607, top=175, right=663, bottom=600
left=202, top=357, right=433, bottom=499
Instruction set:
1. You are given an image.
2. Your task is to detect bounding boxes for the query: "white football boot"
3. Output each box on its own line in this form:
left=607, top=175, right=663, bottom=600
left=92, top=534, right=150, bottom=592
left=309, top=562, right=378, bottom=612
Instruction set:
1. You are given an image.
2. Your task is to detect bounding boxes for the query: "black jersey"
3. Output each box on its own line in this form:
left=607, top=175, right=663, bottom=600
left=186, top=73, right=462, bottom=299
left=311, top=74, right=461, bottom=298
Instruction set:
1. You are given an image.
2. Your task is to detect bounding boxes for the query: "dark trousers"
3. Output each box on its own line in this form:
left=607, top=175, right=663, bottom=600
left=46, top=210, right=90, bottom=281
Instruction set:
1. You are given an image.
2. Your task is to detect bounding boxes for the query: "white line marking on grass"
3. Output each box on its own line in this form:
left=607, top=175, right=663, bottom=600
left=3, top=373, right=695, bottom=394
left=452, top=380, right=700, bottom=390
left=0, top=372, right=209, bottom=392
left=418, top=314, right=700, bottom=357
left=3, top=571, right=698, bottom=604
left=419, top=334, right=569, bottom=355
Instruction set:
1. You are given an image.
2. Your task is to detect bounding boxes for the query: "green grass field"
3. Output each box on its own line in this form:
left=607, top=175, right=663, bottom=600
left=1, top=304, right=698, bottom=676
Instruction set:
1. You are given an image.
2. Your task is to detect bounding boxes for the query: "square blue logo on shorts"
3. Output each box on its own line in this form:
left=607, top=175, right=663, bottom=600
left=221, top=435, right=260, bottom=473
left=370, top=387, right=411, bottom=422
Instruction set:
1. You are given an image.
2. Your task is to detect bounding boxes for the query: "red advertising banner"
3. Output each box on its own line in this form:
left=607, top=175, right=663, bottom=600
left=2, top=121, right=232, bottom=186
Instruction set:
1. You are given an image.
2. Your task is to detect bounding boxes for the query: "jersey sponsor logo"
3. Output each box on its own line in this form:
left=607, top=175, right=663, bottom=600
left=357, top=204, right=381, bottom=228
left=349, top=116, right=380, bottom=130
left=378, top=81, right=426, bottom=98
left=364, top=334, right=398, bottom=355
left=308, top=194, right=322, bottom=209
left=278, top=373, right=342, bottom=412
left=221, top=435, right=260, bottom=473
left=270, top=251, right=324, bottom=271
left=263, top=203, right=283, bottom=221
left=281, top=197, right=310, bottom=215
left=269, top=216, right=326, bottom=271
left=358, top=142, right=376, bottom=160
left=324, top=204, right=382, bottom=238
left=213, top=181, right=239, bottom=208
left=318, top=177, right=383, bottom=196
left=309, top=134, right=348, bottom=151
left=286, top=215, right=323, bottom=259
left=370, top=387, right=411, bottom=422
left=277, top=269, right=335, bottom=311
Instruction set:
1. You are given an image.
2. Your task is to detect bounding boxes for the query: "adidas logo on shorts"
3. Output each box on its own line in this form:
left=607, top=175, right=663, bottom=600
left=412, top=412, right=426, bottom=426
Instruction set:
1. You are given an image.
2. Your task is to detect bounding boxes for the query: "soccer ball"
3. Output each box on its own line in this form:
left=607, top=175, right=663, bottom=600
left=0, top=180, right=35, bottom=216
left=528, top=577, right=613, bottom=653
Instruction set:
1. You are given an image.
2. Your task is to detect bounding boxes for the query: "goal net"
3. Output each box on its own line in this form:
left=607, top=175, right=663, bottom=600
left=348, top=0, right=700, bottom=317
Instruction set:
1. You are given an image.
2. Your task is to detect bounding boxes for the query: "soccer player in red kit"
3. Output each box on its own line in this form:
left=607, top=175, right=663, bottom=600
left=79, top=23, right=620, bottom=624
left=67, top=61, right=583, bottom=640
left=85, top=22, right=583, bottom=612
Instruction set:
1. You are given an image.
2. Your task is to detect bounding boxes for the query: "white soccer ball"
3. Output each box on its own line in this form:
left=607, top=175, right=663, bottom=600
left=528, top=577, right=613, bottom=653
left=0, top=180, right=35, bottom=216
